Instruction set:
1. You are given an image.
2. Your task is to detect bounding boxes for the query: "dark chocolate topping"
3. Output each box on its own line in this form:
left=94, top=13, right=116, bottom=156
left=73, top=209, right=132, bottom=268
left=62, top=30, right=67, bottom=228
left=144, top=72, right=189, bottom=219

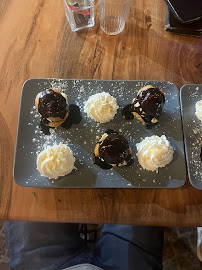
left=99, top=132, right=131, bottom=165
left=62, top=104, right=82, bottom=129
left=122, top=104, right=134, bottom=120
left=93, top=156, right=113, bottom=169
left=132, top=87, right=165, bottom=124
left=40, top=117, right=51, bottom=135
left=38, top=89, right=69, bottom=119
left=105, top=129, right=118, bottom=134
left=40, top=104, right=82, bottom=135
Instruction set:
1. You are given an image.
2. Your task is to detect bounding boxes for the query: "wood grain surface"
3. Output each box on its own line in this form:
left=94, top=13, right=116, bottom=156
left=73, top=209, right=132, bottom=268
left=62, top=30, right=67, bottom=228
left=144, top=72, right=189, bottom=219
left=0, top=0, right=201, bottom=226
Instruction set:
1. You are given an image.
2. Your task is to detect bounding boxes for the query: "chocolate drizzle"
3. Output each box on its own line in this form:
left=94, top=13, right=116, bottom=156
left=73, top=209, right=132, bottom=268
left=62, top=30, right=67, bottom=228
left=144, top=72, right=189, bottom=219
left=38, top=89, right=69, bottom=119
left=40, top=104, right=82, bottom=135
left=93, top=156, right=113, bottom=169
left=122, top=104, right=134, bottom=120
left=40, top=118, right=52, bottom=135
left=122, top=87, right=165, bottom=128
left=133, top=87, right=165, bottom=124
left=94, top=130, right=132, bottom=169
left=62, top=104, right=82, bottom=129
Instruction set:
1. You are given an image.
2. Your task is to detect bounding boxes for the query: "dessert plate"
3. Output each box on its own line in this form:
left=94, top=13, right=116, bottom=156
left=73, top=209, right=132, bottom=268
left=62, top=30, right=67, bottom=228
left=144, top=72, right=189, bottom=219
left=13, top=79, right=186, bottom=188
left=180, top=84, right=202, bottom=190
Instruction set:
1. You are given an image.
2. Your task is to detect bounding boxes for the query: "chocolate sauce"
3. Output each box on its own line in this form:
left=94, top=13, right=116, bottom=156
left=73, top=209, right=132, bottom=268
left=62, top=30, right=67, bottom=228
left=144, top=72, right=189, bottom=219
left=38, top=89, right=69, bottom=119
left=122, top=104, right=134, bottom=120
left=137, top=87, right=165, bottom=113
left=62, top=104, right=82, bottom=129
left=94, top=130, right=133, bottom=169
left=40, top=118, right=51, bottom=135
left=132, top=87, right=165, bottom=124
left=105, top=129, right=118, bottom=135
left=40, top=104, right=81, bottom=135
left=93, top=156, right=112, bottom=169
left=127, top=158, right=134, bottom=166
left=122, top=87, right=165, bottom=127
left=99, top=131, right=131, bottom=164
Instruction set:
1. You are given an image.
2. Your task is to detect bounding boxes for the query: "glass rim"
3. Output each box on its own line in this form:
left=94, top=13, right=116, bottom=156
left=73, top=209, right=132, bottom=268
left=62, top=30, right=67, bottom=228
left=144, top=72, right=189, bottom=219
left=63, top=0, right=92, bottom=13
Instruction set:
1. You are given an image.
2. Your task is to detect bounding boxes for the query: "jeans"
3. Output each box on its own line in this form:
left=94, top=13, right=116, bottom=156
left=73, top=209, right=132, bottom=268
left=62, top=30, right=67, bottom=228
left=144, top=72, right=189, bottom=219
left=6, top=222, right=164, bottom=270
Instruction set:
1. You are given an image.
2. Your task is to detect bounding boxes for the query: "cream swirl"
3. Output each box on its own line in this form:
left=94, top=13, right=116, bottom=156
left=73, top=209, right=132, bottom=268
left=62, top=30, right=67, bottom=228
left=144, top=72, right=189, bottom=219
left=195, top=100, right=202, bottom=121
left=37, top=143, right=75, bottom=179
left=84, top=92, right=119, bottom=123
left=136, top=135, right=174, bottom=172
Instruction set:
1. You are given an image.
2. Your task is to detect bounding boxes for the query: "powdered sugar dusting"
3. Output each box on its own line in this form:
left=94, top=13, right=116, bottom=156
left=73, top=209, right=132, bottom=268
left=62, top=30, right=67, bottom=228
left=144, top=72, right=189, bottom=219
left=181, top=85, right=202, bottom=187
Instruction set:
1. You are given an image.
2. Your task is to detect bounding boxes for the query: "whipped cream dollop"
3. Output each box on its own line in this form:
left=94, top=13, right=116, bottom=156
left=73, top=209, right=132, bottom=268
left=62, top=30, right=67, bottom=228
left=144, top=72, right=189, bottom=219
left=84, top=92, right=119, bottom=123
left=37, top=143, right=75, bottom=179
left=195, top=100, right=202, bottom=121
left=136, top=135, right=174, bottom=172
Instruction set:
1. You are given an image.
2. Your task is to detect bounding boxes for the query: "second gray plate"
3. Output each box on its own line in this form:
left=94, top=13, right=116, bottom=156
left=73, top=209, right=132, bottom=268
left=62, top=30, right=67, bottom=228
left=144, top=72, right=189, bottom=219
left=13, top=79, right=186, bottom=188
left=180, top=84, right=202, bottom=190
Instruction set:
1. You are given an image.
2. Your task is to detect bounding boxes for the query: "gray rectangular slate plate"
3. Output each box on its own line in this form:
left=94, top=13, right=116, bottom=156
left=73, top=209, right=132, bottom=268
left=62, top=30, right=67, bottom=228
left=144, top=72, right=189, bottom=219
left=180, top=84, right=202, bottom=190
left=13, top=79, right=186, bottom=188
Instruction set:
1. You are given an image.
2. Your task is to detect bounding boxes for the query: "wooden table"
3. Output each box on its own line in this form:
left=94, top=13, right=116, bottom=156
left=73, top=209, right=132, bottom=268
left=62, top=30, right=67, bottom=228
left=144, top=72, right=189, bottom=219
left=0, top=0, right=201, bottom=226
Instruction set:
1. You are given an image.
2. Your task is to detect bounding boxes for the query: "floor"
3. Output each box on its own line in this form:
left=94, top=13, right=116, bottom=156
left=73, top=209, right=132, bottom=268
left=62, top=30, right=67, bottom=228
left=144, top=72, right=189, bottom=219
left=163, top=227, right=202, bottom=270
left=1, top=221, right=202, bottom=270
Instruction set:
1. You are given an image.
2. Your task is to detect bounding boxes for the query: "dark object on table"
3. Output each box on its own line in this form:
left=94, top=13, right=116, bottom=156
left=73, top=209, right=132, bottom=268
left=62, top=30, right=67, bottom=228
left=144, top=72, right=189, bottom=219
left=164, top=0, right=202, bottom=23
left=165, top=7, right=202, bottom=37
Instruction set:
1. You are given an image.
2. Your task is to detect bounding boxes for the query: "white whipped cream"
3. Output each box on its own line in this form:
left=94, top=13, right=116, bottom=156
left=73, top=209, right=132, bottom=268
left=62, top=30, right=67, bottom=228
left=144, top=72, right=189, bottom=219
left=37, top=143, right=75, bottom=179
left=136, top=135, right=174, bottom=172
left=84, top=92, right=119, bottom=123
left=195, top=100, right=202, bottom=121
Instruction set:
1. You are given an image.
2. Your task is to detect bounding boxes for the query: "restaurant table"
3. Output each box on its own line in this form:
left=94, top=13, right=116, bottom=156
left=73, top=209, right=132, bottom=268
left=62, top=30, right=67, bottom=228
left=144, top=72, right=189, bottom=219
left=0, top=0, right=201, bottom=226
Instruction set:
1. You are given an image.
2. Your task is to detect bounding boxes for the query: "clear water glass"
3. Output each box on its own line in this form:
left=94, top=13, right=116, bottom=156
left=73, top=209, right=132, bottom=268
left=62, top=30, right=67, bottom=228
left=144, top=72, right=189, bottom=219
left=99, top=0, right=132, bottom=35
left=63, top=0, right=94, bottom=32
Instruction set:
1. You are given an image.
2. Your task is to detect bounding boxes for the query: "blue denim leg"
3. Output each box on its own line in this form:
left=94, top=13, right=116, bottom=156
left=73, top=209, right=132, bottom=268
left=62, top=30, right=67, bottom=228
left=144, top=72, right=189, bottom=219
left=6, top=221, right=92, bottom=270
left=93, top=225, right=164, bottom=270
left=6, top=222, right=164, bottom=270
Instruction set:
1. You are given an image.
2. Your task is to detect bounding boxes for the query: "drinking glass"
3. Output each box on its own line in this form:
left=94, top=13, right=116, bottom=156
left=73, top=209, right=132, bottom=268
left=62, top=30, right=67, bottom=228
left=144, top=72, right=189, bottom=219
left=63, top=0, right=94, bottom=32
left=99, top=0, right=132, bottom=35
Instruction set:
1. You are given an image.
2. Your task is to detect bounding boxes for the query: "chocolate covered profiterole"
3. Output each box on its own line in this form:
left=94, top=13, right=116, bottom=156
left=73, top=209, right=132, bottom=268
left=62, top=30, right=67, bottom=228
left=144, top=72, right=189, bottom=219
left=122, top=85, right=165, bottom=128
left=94, top=129, right=133, bottom=169
left=35, top=89, right=70, bottom=128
